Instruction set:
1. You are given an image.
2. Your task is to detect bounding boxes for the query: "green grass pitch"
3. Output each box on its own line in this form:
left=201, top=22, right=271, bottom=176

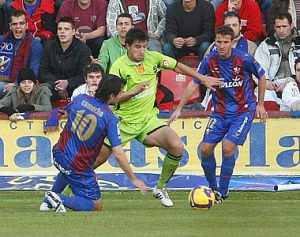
left=0, top=190, right=299, bottom=237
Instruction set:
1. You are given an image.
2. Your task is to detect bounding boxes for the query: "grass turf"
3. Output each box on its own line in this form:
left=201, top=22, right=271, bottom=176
left=0, top=190, right=299, bottom=237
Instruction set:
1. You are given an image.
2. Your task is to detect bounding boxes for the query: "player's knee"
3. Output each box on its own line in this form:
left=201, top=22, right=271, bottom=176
left=170, top=139, right=184, bottom=156
left=200, top=144, right=213, bottom=158
left=222, top=145, right=235, bottom=156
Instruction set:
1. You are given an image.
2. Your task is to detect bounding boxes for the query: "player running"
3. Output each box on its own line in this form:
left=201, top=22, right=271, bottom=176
left=93, top=28, right=224, bottom=207
left=169, top=25, right=267, bottom=203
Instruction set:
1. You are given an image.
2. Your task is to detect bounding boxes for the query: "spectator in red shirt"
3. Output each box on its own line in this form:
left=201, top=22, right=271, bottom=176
left=9, top=0, right=56, bottom=43
left=215, top=0, right=263, bottom=42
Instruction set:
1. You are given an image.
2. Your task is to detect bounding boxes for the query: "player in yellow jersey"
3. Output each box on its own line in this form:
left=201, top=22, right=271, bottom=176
left=94, top=28, right=223, bottom=207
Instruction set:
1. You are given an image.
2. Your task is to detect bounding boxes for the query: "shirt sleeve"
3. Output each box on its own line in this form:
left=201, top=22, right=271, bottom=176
left=193, top=57, right=208, bottom=84
left=245, top=56, right=265, bottom=80
left=157, top=52, right=177, bottom=70
left=106, top=115, right=122, bottom=147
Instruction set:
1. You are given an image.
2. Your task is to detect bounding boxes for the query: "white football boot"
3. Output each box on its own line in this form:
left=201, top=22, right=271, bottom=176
left=45, top=191, right=66, bottom=213
left=153, top=186, right=174, bottom=207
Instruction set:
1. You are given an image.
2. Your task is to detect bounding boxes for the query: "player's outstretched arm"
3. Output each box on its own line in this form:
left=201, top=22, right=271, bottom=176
left=168, top=80, right=198, bottom=125
left=117, top=82, right=150, bottom=102
left=174, top=62, right=224, bottom=91
left=256, top=75, right=267, bottom=123
left=112, top=146, right=147, bottom=195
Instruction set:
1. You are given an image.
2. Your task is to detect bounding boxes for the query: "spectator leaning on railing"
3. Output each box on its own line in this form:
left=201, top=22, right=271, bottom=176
left=0, top=68, right=52, bottom=121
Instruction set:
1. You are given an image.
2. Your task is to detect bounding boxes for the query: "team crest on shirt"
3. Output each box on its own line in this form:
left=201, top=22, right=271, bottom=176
left=162, top=60, right=170, bottom=67
left=233, top=66, right=240, bottom=74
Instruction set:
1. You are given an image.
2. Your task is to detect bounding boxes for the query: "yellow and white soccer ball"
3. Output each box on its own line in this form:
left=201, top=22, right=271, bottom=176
left=188, top=186, right=215, bottom=210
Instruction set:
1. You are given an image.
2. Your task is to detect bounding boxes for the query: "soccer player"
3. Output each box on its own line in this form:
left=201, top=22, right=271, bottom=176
left=169, top=25, right=267, bottom=203
left=40, top=75, right=146, bottom=212
left=93, top=28, right=224, bottom=207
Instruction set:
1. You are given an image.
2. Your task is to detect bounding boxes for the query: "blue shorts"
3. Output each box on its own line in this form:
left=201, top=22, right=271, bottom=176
left=53, top=145, right=101, bottom=200
left=202, top=111, right=255, bottom=145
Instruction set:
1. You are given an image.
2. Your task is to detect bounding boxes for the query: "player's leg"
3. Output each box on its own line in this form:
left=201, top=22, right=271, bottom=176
left=144, top=126, right=183, bottom=207
left=57, top=172, right=102, bottom=211
left=220, top=112, right=254, bottom=200
left=201, top=114, right=227, bottom=195
left=219, top=139, right=237, bottom=199
left=145, top=126, right=184, bottom=188
left=200, top=142, right=218, bottom=191
left=93, top=144, right=113, bottom=169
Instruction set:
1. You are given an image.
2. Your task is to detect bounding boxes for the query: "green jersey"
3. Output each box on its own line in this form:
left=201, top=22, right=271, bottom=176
left=109, top=50, right=177, bottom=123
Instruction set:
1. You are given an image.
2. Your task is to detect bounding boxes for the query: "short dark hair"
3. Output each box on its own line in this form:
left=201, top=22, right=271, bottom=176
left=216, top=25, right=234, bottom=40
left=95, top=74, right=126, bottom=102
left=58, top=16, right=75, bottom=28
left=275, top=12, right=293, bottom=24
left=83, top=64, right=104, bottom=78
left=116, top=13, right=133, bottom=25
left=223, top=11, right=241, bottom=25
left=125, top=28, right=148, bottom=46
left=10, top=10, right=27, bottom=22
left=294, top=58, right=300, bottom=71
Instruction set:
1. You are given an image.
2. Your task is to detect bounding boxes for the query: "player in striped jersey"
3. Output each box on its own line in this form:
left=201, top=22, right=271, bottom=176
left=40, top=75, right=146, bottom=212
left=169, top=25, right=267, bottom=203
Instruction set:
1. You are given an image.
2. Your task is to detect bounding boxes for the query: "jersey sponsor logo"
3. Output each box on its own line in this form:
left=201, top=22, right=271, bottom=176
left=131, top=87, right=155, bottom=100
left=219, top=76, right=243, bottom=88
left=53, top=159, right=71, bottom=175
left=233, top=116, right=249, bottom=138
left=205, top=117, right=217, bottom=135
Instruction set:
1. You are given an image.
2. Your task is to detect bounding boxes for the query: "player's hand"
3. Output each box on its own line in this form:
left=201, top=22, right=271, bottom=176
left=256, top=103, right=267, bottom=123
left=131, top=179, right=147, bottom=195
left=133, top=82, right=149, bottom=95
left=168, top=108, right=181, bottom=125
left=202, top=76, right=224, bottom=91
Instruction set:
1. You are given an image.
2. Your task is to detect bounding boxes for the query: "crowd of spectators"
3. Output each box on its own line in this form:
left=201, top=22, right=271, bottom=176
left=0, top=0, right=300, bottom=117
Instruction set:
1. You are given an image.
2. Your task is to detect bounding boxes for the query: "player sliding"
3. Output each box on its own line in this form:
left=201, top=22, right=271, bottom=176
left=93, top=28, right=224, bottom=207
left=40, top=75, right=146, bottom=212
left=169, top=25, right=267, bottom=204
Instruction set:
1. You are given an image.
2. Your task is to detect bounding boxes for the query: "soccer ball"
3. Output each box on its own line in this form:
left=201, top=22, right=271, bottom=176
left=188, top=186, right=215, bottom=210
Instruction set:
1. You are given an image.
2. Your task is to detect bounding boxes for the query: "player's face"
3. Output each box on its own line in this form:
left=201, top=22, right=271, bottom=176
left=85, top=72, right=102, bottom=88
left=224, top=16, right=241, bottom=39
left=126, top=40, right=148, bottom=62
left=109, top=90, right=124, bottom=105
left=19, top=80, right=34, bottom=94
left=295, top=62, right=300, bottom=82
left=215, top=34, right=233, bottom=59
left=274, top=18, right=293, bottom=40
left=9, top=15, right=28, bottom=39
left=57, top=22, right=75, bottom=44
left=116, top=17, right=133, bottom=38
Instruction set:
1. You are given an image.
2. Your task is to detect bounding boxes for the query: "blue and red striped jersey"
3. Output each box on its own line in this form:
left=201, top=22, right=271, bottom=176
left=194, top=49, right=265, bottom=116
left=56, top=94, right=121, bottom=172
